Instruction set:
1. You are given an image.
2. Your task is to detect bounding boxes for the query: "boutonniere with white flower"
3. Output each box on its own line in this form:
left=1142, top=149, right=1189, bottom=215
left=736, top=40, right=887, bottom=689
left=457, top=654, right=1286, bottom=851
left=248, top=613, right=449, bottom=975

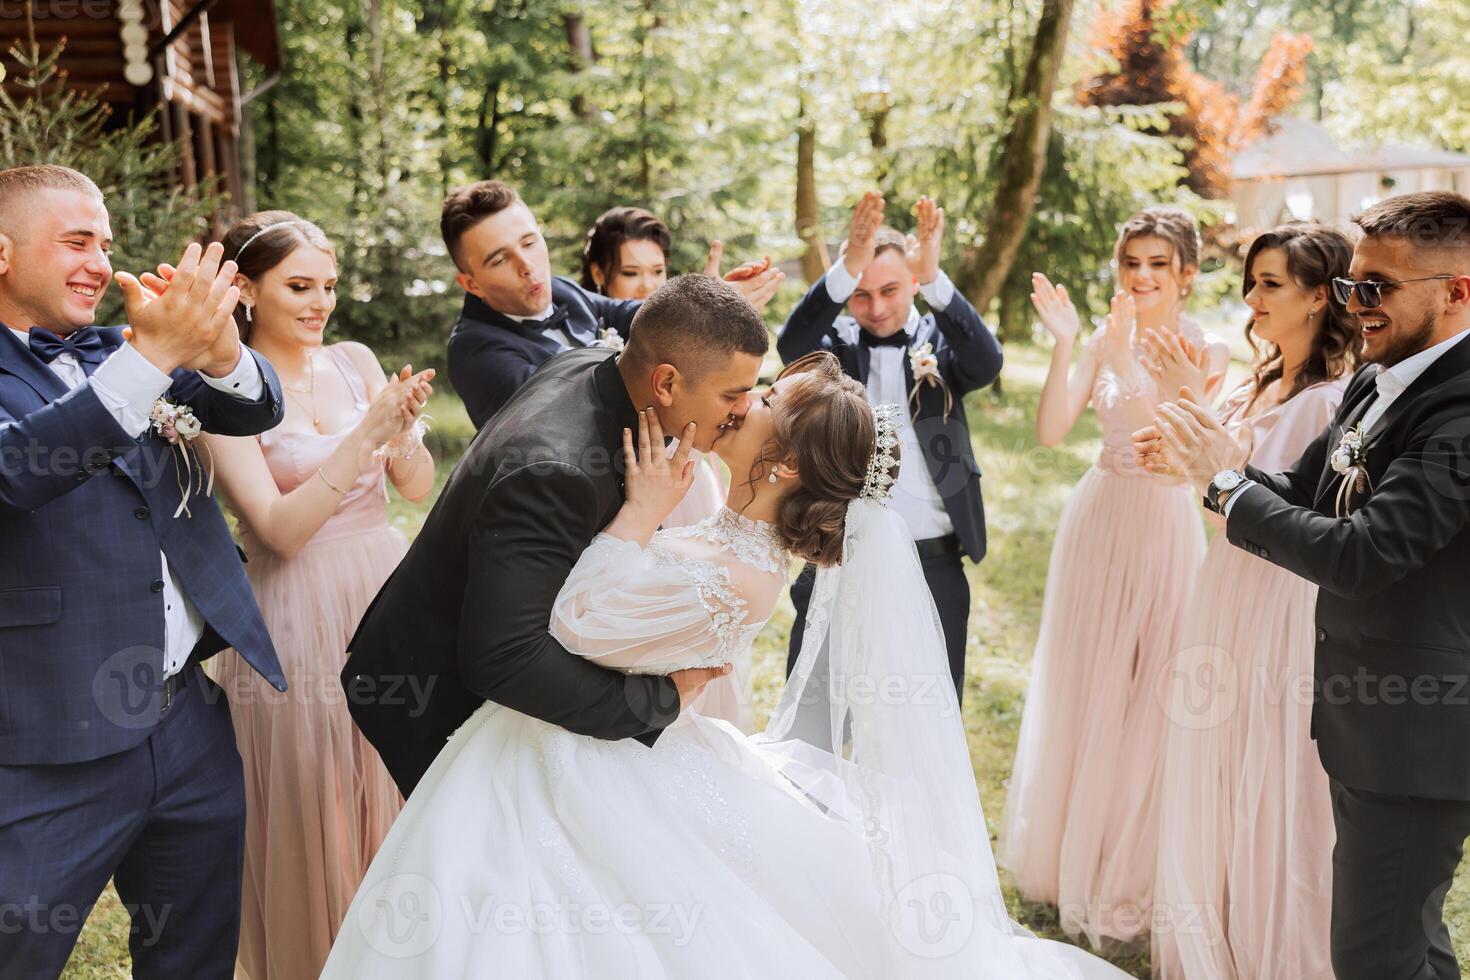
left=594, top=327, right=625, bottom=353
left=907, top=342, right=953, bottom=420
left=1330, top=422, right=1373, bottom=516
left=149, top=397, right=213, bottom=518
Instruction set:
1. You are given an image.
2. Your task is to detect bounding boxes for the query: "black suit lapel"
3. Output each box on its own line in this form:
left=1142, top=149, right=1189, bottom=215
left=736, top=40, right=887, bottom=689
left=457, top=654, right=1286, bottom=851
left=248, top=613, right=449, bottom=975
left=461, top=295, right=564, bottom=357
left=1312, top=370, right=1380, bottom=510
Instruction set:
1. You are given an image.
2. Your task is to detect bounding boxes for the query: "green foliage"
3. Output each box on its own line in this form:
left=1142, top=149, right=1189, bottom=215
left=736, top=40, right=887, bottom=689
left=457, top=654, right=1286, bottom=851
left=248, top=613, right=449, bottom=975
left=0, top=33, right=219, bottom=324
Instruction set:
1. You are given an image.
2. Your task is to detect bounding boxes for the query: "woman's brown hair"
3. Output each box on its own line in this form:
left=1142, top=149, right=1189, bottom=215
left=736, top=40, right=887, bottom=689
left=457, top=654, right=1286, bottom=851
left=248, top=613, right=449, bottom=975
left=743, top=351, right=899, bottom=567
left=219, top=210, right=335, bottom=344
left=1241, top=222, right=1359, bottom=412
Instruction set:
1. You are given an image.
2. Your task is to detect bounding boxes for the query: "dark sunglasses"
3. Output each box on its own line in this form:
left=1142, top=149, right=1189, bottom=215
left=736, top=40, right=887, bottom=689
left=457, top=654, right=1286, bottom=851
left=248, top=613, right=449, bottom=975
left=1332, top=274, right=1455, bottom=308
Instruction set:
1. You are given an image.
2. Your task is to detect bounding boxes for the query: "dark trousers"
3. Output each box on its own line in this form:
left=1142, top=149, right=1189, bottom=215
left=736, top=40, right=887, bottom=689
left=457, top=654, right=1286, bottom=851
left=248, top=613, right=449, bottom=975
left=786, top=539, right=971, bottom=704
left=0, top=668, right=246, bottom=980
left=1329, top=778, right=1470, bottom=980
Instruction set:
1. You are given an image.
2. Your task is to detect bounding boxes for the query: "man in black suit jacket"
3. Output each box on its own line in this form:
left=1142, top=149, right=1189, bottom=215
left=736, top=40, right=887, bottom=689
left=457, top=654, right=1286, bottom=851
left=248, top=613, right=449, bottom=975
left=344, top=274, right=770, bottom=797
left=776, top=192, right=1002, bottom=701
left=441, top=181, right=783, bottom=428
left=1139, top=191, right=1470, bottom=980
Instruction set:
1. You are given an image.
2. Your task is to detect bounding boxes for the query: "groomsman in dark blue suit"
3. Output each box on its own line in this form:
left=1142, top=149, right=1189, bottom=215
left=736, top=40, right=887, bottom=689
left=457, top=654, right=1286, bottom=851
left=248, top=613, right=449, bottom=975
left=0, top=165, right=286, bottom=979
left=441, top=180, right=784, bottom=429
left=778, top=192, right=1002, bottom=702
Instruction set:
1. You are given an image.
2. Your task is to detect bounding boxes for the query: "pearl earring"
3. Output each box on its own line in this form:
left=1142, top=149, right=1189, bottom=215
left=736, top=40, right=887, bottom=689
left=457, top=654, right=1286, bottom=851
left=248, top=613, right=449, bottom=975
left=244, top=304, right=254, bottom=323
left=768, top=471, right=778, bottom=484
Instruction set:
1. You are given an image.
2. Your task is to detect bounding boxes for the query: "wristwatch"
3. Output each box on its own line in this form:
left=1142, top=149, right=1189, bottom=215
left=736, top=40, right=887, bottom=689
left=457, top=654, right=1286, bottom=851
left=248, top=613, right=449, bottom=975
left=1205, top=469, right=1247, bottom=514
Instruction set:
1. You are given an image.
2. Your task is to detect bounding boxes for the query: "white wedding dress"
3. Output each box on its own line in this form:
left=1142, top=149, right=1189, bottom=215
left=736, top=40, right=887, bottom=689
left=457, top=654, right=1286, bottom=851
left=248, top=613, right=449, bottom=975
left=322, top=504, right=1131, bottom=979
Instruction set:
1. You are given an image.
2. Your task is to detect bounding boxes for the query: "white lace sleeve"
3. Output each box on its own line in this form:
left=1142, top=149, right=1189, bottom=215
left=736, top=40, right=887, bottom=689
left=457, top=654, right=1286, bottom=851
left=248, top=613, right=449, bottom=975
left=549, top=534, right=751, bottom=675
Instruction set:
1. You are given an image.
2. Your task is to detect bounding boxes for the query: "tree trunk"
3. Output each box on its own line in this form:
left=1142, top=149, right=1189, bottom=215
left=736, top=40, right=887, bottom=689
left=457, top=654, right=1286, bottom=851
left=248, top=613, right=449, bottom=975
left=795, top=99, right=826, bottom=283
left=564, top=11, right=595, bottom=121
left=957, top=0, right=1076, bottom=316
left=476, top=76, right=501, bottom=173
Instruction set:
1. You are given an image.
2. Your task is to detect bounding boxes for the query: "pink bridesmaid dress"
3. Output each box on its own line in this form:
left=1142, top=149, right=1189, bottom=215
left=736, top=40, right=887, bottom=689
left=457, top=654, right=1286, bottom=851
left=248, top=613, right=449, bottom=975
left=1000, top=321, right=1210, bottom=950
left=1151, top=377, right=1346, bottom=980
left=213, top=345, right=406, bottom=980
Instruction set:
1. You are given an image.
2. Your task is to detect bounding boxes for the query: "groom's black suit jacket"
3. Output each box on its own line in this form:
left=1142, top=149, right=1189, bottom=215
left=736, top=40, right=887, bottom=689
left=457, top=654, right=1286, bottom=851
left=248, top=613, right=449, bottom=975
left=343, top=348, right=680, bottom=796
left=1227, top=332, right=1470, bottom=801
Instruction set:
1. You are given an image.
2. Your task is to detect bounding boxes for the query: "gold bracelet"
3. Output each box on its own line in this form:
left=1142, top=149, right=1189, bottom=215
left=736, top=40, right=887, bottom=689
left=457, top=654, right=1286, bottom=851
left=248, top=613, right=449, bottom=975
left=316, top=467, right=349, bottom=495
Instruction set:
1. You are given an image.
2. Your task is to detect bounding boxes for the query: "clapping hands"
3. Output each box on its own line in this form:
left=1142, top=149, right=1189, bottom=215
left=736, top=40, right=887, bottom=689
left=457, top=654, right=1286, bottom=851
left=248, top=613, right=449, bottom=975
left=117, top=242, right=242, bottom=377
left=361, top=365, right=435, bottom=451
left=1133, top=386, right=1251, bottom=491
left=703, top=241, right=784, bottom=310
left=1140, top=328, right=1208, bottom=399
left=904, top=196, right=944, bottom=285
left=1030, top=273, right=1082, bottom=346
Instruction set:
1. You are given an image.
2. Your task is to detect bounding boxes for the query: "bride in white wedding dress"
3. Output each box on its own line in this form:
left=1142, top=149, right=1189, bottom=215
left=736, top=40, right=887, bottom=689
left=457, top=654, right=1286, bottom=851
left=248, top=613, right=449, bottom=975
left=322, top=351, right=1130, bottom=979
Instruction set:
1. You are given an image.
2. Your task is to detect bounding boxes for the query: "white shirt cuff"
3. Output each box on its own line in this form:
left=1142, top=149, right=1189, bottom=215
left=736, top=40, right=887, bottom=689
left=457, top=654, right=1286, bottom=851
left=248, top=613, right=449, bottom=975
left=91, top=343, right=173, bottom=438
left=918, top=270, right=954, bottom=312
left=825, top=260, right=861, bottom=303
left=197, top=345, right=264, bottom=400
left=1221, top=480, right=1257, bottom=517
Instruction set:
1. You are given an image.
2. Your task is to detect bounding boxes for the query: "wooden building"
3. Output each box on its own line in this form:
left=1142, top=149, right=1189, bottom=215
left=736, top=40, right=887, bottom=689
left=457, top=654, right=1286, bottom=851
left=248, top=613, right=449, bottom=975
left=1, top=0, right=283, bottom=214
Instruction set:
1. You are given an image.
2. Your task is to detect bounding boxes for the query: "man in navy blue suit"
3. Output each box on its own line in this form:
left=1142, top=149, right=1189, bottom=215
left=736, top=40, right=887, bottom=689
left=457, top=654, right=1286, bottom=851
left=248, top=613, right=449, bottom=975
left=442, top=180, right=784, bottom=428
left=777, top=192, right=1002, bottom=702
left=0, top=165, right=286, bottom=978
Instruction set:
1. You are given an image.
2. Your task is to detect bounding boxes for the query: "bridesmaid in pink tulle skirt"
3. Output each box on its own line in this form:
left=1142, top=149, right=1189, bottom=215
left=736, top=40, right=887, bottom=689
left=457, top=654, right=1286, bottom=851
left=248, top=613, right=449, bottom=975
left=200, top=212, right=436, bottom=980
left=1151, top=223, right=1359, bottom=979
left=1000, top=207, right=1229, bottom=951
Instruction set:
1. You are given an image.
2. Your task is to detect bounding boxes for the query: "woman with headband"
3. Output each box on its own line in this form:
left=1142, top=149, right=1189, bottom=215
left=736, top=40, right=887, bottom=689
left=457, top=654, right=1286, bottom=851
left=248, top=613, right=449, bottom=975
left=201, top=210, right=435, bottom=979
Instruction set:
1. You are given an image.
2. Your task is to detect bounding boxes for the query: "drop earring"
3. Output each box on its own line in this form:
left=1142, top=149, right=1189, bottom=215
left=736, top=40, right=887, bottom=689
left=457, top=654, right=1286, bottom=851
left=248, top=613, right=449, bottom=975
left=768, top=470, right=778, bottom=484
left=244, top=304, right=254, bottom=323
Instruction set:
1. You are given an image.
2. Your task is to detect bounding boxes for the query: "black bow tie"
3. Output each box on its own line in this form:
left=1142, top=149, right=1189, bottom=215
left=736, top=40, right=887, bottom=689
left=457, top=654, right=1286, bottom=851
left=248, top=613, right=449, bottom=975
left=860, top=329, right=910, bottom=349
left=29, top=326, right=108, bottom=366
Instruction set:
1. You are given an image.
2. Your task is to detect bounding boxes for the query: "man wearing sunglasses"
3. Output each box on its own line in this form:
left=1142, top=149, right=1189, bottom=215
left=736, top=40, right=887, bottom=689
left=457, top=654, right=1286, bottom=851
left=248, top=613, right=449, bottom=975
left=1135, top=190, right=1470, bottom=980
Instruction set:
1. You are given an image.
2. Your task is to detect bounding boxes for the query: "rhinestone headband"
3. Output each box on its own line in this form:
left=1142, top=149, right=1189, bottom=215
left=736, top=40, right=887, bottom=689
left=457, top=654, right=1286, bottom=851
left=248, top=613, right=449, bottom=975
left=860, top=403, right=902, bottom=502
left=232, top=220, right=301, bottom=263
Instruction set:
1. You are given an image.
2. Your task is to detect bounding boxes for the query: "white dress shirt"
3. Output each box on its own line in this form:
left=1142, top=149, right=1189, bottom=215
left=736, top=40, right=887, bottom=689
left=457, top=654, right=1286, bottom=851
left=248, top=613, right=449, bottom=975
left=1225, top=329, right=1470, bottom=516
left=10, top=327, right=264, bottom=678
left=824, top=262, right=958, bottom=541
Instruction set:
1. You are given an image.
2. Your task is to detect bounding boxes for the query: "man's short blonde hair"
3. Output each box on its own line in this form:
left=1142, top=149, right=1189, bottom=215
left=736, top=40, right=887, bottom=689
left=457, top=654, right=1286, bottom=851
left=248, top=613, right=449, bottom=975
left=0, top=165, right=103, bottom=242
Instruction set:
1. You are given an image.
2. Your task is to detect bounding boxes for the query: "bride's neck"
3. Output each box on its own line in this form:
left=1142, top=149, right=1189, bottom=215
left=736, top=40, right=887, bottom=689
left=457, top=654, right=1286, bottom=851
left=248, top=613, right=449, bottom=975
left=723, top=471, right=783, bottom=525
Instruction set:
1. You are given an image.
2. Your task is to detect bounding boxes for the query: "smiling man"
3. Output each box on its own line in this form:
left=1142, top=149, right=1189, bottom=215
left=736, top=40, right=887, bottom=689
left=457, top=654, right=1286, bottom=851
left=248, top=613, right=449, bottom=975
left=775, top=191, right=1002, bottom=702
left=441, top=180, right=782, bottom=429
left=0, top=164, right=286, bottom=978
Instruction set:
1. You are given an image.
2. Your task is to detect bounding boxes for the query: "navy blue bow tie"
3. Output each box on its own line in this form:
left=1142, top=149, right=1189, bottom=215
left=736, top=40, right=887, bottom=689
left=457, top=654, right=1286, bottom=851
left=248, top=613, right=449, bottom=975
left=28, top=326, right=108, bottom=366
left=860, top=329, right=910, bottom=349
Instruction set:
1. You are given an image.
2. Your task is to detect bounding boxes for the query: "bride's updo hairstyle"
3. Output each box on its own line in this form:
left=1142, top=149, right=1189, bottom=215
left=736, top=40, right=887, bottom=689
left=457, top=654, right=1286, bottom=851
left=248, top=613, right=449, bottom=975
left=748, top=351, right=900, bottom=567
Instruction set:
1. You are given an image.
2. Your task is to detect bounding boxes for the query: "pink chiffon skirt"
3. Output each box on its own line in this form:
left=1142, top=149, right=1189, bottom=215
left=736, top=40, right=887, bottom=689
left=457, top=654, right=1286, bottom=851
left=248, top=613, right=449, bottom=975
left=212, top=521, right=407, bottom=980
left=1151, top=534, right=1334, bottom=979
left=1000, top=465, right=1205, bottom=950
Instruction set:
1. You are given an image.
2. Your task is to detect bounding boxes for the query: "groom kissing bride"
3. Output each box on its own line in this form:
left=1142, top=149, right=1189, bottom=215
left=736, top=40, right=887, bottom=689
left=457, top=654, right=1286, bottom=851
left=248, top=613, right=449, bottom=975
left=337, top=273, right=1128, bottom=978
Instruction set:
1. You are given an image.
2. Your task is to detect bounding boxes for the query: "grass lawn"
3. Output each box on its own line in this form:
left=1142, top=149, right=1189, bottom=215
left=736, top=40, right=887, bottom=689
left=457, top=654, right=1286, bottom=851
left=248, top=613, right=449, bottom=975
left=63, top=344, right=1470, bottom=978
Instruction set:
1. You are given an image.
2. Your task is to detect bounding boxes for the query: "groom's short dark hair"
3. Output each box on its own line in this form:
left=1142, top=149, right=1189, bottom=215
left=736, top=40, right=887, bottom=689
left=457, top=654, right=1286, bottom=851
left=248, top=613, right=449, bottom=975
left=1354, top=191, right=1470, bottom=256
left=623, top=274, right=769, bottom=383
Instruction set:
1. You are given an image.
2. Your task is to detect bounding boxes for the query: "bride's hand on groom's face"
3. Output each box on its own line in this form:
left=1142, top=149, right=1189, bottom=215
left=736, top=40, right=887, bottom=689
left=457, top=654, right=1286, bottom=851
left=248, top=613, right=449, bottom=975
left=606, top=408, right=697, bottom=546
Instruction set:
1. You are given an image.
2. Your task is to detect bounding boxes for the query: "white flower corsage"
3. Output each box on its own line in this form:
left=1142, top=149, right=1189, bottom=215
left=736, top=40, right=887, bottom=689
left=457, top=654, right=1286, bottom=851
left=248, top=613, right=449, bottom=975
left=149, top=398, right=213, bottom=518
left=907, top=342, right=953, bottom=420
left=594, top=327, right=625, bottom=353
left=1330, top=422, right=1372, bottom=516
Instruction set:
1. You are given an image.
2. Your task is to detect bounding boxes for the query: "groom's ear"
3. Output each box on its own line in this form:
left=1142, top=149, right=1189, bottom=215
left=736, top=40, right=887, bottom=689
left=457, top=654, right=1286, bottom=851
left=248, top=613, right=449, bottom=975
left=0, top=232, right=14, bottom=278
left=650, top=363, right=679, bottom=407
